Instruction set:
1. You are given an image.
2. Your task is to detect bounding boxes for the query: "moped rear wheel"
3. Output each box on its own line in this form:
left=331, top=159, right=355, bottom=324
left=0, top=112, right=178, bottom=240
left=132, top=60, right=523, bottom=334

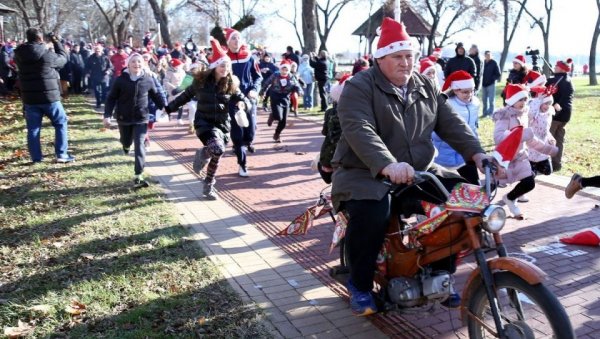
left=467, top=272, right=574, bottom=339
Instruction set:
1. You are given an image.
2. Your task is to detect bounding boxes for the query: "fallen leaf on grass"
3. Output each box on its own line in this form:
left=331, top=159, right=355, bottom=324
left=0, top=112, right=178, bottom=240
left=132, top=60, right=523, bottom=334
left=13, top=150, right=26, bottom=158
left=197, top=316, right=206, bottom=326
left=65, top=299, right=86, bottom=315
left=3, top=320, right=34, bottom=338
left=99, top=128, right=107, bottom=132
left=79, top=253, right=94, bottom=260
left=29, top=304, right=52, bottom=314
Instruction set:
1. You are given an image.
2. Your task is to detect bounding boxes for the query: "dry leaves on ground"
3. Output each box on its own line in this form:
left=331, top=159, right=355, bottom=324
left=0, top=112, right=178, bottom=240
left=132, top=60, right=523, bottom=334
left=3, top=320, right=34, bottom=338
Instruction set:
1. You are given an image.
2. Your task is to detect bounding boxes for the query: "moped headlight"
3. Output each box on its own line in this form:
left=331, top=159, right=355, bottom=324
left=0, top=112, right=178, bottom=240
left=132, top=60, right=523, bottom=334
left=481, top=205, right=506, bottom=233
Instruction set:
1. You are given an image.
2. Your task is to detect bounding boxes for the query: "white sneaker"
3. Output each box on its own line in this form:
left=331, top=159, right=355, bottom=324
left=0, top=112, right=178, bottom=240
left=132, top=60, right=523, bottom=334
left=177, top=119, right=184, bottom=125
left=517, top=195, right=529, bottom=203
left=502, top=194, right=522, bottom=218
left=238, top=166, right=249, bottom=177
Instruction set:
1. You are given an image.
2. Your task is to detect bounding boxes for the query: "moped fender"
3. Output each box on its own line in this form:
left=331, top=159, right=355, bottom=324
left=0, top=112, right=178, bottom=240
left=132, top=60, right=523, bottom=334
left=459, top=257, right=547, bottom=323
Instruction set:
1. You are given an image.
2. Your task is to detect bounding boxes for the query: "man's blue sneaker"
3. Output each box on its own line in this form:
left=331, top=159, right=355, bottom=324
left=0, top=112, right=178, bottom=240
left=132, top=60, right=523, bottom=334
left=347, top=280, right=377, bottom=316
left=441, top=292, right=461, bottom=308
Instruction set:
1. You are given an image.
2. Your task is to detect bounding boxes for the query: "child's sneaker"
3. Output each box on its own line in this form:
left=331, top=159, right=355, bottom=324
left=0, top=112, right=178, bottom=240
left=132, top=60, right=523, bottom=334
left=517, top=194, right=529, bottom=203
left=203, top=179, right=217, bottom=200
left=502, top=194, right=522, bottom=218
left=346, top=280, right=377, bottom=316
left=134, top=178, right=149, bottom=189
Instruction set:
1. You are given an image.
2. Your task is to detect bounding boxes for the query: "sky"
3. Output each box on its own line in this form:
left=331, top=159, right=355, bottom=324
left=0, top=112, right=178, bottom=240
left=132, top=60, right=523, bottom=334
left=260, top=0, right=597, bottom=67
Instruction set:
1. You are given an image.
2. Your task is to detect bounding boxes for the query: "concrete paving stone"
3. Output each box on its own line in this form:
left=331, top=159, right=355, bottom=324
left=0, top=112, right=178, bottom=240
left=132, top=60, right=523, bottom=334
left=271, top=320, right=302, bottom=338
left=290, top=314, right=332, bottom=328
left=269, top=294, right=307, bottom=308
left=321, top=305, right=355, bottom=321
left=247, top=271, right=283, bottom=283
left=240, top=283, right=267, bottom=297
left=338, top=321, right=379, bottom=337
left=262, top=283, right=297, bottom=295
left=347, top=329, right=391, bottom=339
left=268, top=289, right=305, bottom=302
left=262, top=306, right=290, bottom=323
left=305, top=328, right=346, bottom=339
left=297, top=321, right=338, bottom=336
left=280, top=304, right=321, bottom=319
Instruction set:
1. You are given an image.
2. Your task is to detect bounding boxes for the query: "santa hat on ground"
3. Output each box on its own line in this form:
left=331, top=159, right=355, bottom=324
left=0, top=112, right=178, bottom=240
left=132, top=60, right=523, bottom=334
left=224, top=27, right=241, bottom=44
left=556, top=58, right=573, bottom=72
left=493, top=125, right=524, bottom=168
left=373, top=17, right=415, bottom=58
left=420, top=59, right=436, bottom=75
left=560, top=227, right=600, bottom=246
left=442, top=70, right=475, bottom=92
left=208, top=38, right=230, bottom=69
left=513, top=55, right=526, bottom=67
left=525, top=70, right=547, bottom=88
left=432, top=47, right=442, bottom=59
left=170, top=58, right=183, bottom=68
left=505, top=83, right=529, bottom=106
left=330, top=73, right=352, bottom=102
left=279, top=59, right=293, bottom=70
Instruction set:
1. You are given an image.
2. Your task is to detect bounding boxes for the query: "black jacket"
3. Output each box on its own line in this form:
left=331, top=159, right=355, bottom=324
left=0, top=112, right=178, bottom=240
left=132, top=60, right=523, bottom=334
left=14, top=40, right=67, bottom=104
left=309, top=57, right=328, bottom=82
left=86, top=53, right=112, bottom=84
left=444, top=54, right=476, bottom=79
left=104, top=69, right=165, bottom=124
left=482, top=59, right=501, bottom=87
left=166, top=76, right=249, bottom=139
left=469, top=53, right=483, bottom=90
left=547, top=73, right=574, bottom=123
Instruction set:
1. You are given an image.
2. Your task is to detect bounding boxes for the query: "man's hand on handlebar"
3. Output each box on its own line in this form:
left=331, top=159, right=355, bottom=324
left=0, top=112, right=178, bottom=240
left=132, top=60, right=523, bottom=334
left=381, top=162, right=415, bottom=185
left=472, top=153, right=495, bottom=173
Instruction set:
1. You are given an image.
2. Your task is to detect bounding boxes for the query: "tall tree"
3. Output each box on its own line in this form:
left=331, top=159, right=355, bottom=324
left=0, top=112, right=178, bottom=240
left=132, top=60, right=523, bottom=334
left=499, top=0, right=528, bottom=77
left=315, top=0, right=353, bottom=52
left=516, top=0, right=553, bottom=75
left=590, top=0, right=600, bottom=85
left=92, top=0, right=140, bottom=46
left=302, top=0, right=317, bottom=53
left=415, top=0, right=496, bottom=55
left=11, top=0, right=75, bottom=33
left=147, top=0, right=172, bottom=48
left=188, top=0, right=257, bottom=46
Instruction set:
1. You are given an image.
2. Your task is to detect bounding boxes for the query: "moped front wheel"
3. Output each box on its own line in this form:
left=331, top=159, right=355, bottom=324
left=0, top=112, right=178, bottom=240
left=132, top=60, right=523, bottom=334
left=467, top=272, right=574, bottom=339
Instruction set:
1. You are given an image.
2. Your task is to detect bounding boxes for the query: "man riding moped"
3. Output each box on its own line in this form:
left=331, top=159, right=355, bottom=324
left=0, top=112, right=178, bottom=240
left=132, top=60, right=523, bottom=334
left=331, top=17, right=491, bottom=316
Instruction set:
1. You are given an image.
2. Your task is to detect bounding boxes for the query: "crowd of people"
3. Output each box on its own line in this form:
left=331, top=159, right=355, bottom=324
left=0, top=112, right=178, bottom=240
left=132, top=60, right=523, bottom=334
left=2, top=19, right=593, bottom=318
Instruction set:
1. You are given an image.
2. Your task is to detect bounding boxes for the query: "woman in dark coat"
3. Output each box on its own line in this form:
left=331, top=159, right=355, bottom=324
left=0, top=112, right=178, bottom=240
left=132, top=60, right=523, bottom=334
left=166, top=39, right=250, bottom=200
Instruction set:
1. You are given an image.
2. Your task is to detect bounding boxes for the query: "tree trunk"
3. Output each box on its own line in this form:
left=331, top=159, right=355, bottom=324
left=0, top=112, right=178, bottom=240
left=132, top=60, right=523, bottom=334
left=147, top=0, right=172, bottom=48
left=542, top=31, right=550, bottom=75
left=499, top=0, right=527, bottom=77
left=590, top=0, right=600, bottom=85
left=302, top=0, right=317, bottom=53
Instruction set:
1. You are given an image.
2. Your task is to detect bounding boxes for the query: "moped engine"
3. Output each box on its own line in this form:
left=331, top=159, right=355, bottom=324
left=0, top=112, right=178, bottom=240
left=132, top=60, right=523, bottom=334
left=388, top=272, right=452, bottom=308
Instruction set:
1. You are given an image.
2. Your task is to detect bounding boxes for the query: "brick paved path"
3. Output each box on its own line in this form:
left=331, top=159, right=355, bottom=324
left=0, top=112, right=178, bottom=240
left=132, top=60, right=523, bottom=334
left=148, top=110, right=600, bottom=338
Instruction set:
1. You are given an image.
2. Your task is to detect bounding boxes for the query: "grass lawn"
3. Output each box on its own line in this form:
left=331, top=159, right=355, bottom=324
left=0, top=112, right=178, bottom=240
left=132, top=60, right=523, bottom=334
left=0, top=95, right=271, bottom=338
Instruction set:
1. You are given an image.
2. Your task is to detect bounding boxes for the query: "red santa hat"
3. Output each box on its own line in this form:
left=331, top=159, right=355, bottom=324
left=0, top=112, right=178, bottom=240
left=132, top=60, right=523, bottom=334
left=330, top=73, right=353, bottom=102
left=504, top=83, right=529, bottom=106
left=513, top=55, right=526, bottom=67
left=224, top=27, right=241, bottom=44
left=530, top=85, right=556, bottom=104
left=442, top=70, right=475, bottom=92
left=208, top=38, right=230, bottom=69
left=373, top=17, right=415, bottom=58
left=170, top=58, right=183, bottom=68
left=525, top=70, right=547, bottom=88
left=420, top=59, right=436, bottom=75
left=432, top=47, right=442, bottom=58
left=493, top=125, right=524, bottom=168
left=279, top=59, right=293, bottom=70
left=560, top=227, right=600, bottom=246
left=556, top=58, right=573, bottom=72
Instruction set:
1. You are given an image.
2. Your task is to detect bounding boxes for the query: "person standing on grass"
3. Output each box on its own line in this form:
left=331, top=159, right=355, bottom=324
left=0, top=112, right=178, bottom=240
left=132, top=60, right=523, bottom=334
left=481, top=51, right=501, bottom=117
left=103, top=53, right=165, bottom=189
left=309, top=50, right=329, bottom=112
left=86, top=44, right=113, bottom=109
left=260, top=60, right=303, bottom=143
left=165, top=39, right=250, bottom=200
left=547, top=59, right=575, bottom=172
left=14, top=28, right=74, bottom=164
left=298, top=54, right=315, bottom=110
left=225, top=27, right=262, bottom=177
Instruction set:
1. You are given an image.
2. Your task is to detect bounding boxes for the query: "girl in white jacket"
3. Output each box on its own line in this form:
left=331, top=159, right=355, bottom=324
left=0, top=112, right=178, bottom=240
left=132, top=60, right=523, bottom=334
left=163, top=58, right=186, bottom=124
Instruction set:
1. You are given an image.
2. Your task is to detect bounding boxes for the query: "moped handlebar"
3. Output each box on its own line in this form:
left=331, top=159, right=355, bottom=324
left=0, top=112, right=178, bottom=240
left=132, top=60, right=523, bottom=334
left=382, top=171, right=450, bottom=200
